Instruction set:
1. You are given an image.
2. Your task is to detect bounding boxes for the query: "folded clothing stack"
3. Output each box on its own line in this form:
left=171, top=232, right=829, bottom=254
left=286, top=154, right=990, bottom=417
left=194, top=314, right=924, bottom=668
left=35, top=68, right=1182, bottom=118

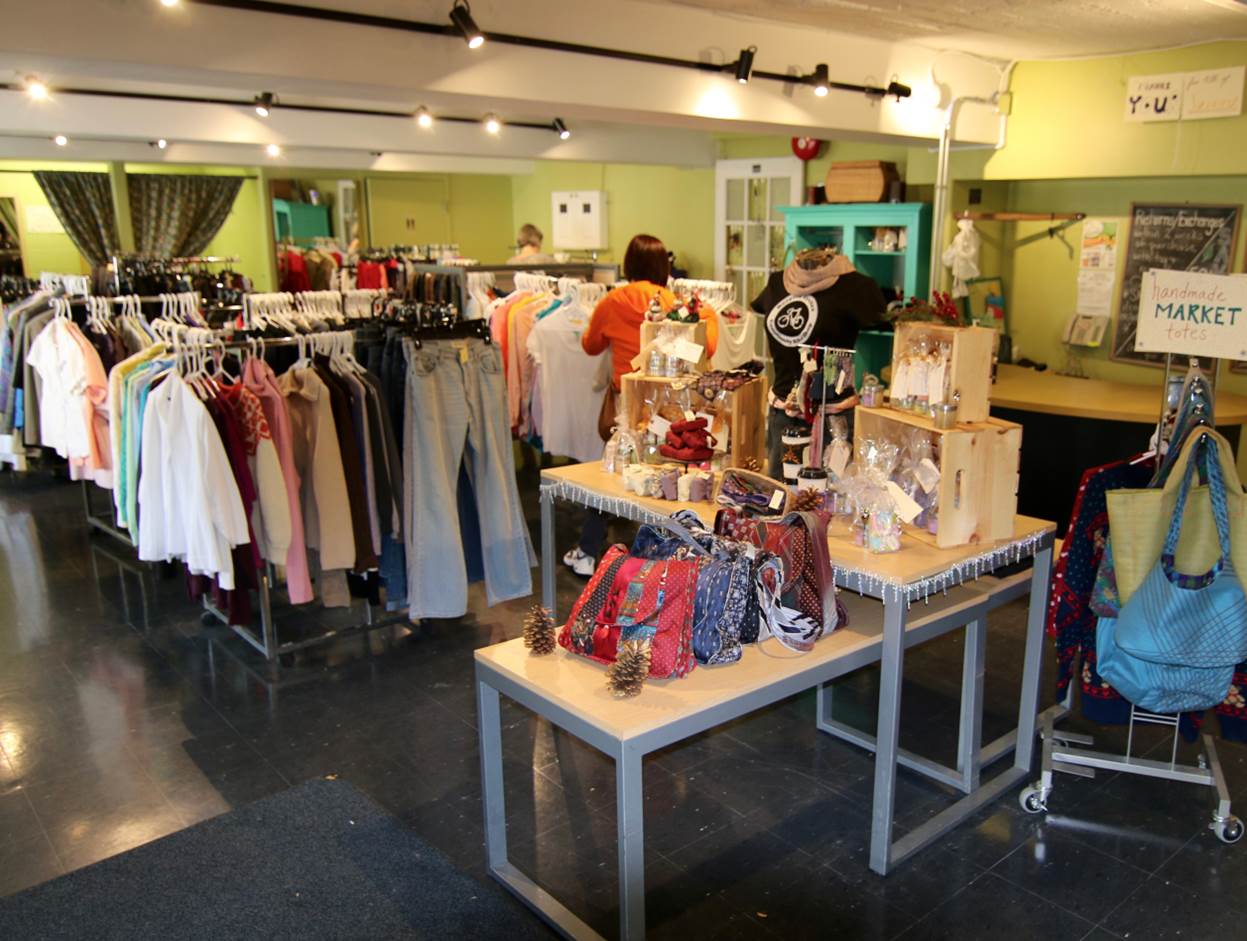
left=660, top=418, right=716, bottom=462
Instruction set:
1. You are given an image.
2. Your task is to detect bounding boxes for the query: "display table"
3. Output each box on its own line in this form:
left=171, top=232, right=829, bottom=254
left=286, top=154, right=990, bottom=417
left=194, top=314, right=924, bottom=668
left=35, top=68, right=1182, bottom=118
left=474, top=463, right=1057, bottom=939
left=991, top=364, right=1247, bottom=530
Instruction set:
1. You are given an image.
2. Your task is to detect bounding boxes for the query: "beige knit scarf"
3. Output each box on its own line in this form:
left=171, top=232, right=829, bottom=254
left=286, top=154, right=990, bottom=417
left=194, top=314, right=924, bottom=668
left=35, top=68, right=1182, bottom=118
left=782, top=253, right=855, bottom=296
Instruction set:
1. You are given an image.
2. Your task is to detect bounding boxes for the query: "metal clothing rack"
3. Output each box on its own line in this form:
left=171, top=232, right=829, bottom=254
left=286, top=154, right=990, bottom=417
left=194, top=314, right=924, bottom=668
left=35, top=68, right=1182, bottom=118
left=84, top=327, right=413, bottom=665
left=1020, top=353, right=1243, bottom=844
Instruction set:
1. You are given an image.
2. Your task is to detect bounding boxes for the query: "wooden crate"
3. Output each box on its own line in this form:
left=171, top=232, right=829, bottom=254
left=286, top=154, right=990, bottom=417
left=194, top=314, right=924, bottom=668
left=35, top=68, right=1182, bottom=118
left=633, top=320, right=710, bottom=372
left=890, top=322, right=995, bottom=423
left=854, top=405, right=1022, bottom=549
left=620, top=371, right=767, bottom=469
left=823, top=161, right=899, bottom=203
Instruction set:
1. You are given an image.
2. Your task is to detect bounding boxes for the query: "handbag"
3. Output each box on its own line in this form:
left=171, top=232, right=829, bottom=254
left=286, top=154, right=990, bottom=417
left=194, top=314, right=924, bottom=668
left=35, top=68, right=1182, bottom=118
left=631, top=510, right=762, bottom=665
left=1106, top=428, right=1247, bottom=608
left=558, top=543, right=700, bottom=679
left=1097, top=432, right=1247, bottom=713
left=715, top=508, right=844, bottom=651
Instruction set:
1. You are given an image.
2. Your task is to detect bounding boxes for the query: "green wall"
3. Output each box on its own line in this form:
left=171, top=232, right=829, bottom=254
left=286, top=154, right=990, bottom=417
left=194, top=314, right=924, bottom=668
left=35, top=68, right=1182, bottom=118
left=366, top=173, right=514, bottom=264
left=0, top=161, right=108, bottom=277
left=510, top=160, right=715, bottom=277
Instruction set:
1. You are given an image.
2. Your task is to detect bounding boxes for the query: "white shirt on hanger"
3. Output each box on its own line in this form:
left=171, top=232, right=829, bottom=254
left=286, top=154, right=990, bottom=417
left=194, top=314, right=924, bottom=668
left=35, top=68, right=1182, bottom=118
left=710, top=309, right=759, bottom=371
left=527, top=301, right=605, bottom=463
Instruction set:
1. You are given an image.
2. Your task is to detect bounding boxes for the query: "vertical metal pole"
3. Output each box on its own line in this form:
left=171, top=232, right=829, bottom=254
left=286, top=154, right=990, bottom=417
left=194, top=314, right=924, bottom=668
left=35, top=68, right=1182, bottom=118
left=477, top=676, right=508, bottom=871
left=258, top=572, right=277, bottom=662
left=540, top=487, right=557, bottom=619
left=1014, top=545, right=1053, bottom=772
left=1156, top=352, right=1173, bottom=450
left=869, top=596, right=907, bottom=875
left=616, top=743, right=646, bottom=941
left=956, top=617, right=986, bottom=793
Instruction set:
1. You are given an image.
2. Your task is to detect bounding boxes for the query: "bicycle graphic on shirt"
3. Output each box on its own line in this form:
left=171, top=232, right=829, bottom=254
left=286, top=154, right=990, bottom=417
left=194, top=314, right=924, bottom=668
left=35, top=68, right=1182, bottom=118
left=767, top=294, right=817, bottom=347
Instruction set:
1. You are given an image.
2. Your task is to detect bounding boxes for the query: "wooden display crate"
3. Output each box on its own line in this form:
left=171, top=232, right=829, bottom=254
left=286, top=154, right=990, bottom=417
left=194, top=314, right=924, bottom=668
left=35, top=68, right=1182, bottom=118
left=890, top=322, right=995, bottom=423
left=855, top=405, right=1021, bottom=549
left=633, top=320, right=710, bottom=372
left=620, top=371, right=767, bottom=470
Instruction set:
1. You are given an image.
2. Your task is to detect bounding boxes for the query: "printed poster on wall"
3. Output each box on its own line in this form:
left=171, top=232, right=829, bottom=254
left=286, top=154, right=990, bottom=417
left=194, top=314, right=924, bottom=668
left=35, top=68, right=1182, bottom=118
left=1136, top=270, right=1247, bottom=362
left=1076, top=219, right=1119, bottom=316
left=1111, top=203, right=1241, bottom=366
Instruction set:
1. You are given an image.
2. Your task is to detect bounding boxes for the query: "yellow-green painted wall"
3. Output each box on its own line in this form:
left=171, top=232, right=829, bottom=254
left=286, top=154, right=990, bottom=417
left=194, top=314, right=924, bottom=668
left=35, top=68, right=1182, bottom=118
left=509, top=160, right=715, bottom=277
left=366, top=173, right=514, bottom=264
left=0, top=161, right=108, bottom=277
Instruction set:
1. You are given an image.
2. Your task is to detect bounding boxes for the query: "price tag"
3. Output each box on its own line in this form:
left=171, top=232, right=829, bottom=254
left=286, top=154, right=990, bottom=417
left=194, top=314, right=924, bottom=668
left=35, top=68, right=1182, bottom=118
left=672, top=338, right=704, bottom=364
left=684, top=410, right=696, bottom=422
left=928, top=361, right=947, bottom=405
left=885, top=481, right=923, bottom=525
left=647, top=415, right=672, bottom=437
left=825, top=440, right=851, bottom=477
left=768, top=489, right=786, bottom=511
left=915, top=457, right=941, bottom=494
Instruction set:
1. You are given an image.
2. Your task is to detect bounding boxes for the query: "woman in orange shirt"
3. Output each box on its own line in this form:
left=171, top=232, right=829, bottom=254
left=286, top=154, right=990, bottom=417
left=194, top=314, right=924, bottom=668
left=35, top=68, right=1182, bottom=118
left=564, top=234, right=718, bottom=576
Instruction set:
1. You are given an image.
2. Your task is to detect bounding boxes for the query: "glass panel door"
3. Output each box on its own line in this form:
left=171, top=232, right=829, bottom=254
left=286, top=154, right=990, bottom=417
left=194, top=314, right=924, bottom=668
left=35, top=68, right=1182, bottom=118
left=715, top=157, right=804, bottom=310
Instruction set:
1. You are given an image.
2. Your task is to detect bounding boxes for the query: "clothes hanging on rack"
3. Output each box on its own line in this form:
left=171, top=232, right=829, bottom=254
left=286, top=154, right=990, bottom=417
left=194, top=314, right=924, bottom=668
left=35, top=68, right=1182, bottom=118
left=527, top=283, right=605, bottom=462
left=709, top=311, right=758, bottom=371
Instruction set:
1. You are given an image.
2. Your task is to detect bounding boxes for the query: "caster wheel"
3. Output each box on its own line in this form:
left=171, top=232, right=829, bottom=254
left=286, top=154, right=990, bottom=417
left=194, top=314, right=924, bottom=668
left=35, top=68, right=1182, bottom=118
left=1019, top=786, right=1047, bottom=815
left=1216, top=816, right=1244, bottom=845
left=200, top=612, right=217, bottom=626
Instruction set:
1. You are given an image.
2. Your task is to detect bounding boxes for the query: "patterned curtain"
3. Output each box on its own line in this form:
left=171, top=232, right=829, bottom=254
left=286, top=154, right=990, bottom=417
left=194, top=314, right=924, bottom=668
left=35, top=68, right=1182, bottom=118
left=127, top=175, right=244, bottom=258
left=32, top=171, right=119, bottom=267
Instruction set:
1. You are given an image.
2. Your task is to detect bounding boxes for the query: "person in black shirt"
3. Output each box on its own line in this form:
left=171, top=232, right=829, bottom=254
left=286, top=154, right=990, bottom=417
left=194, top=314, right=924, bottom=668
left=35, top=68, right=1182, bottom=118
left=750, top=250, right=886, bottom=479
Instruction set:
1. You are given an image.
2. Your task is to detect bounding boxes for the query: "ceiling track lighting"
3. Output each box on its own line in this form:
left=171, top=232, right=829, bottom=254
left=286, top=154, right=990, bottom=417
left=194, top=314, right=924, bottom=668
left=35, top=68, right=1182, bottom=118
left=810, top=64, right=830, bottom=97
left=483, top=113, right=501, bottom=135
left=24, top=76, right=49, bottom=101
left=552, top=118, right=570, bottom=140
left=53, top=134, right=67, bottom=147
left=733, top=46, right=756, bottom=85
left=160, top=0, right=179, bottom=6
left=415, top=105, right=434, bottom=129
left=265, top=143, right=282, bottom=157
left=449, top=0, right=484, bottom=49
left=254, top=92, right=274, bottom=117
left=153, top=138, right=168, bottom=150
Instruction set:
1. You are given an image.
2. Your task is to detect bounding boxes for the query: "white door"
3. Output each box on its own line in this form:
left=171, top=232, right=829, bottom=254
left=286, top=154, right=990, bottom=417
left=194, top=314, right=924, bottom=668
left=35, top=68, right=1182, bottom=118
left=714, top=157, right=804, bottom=310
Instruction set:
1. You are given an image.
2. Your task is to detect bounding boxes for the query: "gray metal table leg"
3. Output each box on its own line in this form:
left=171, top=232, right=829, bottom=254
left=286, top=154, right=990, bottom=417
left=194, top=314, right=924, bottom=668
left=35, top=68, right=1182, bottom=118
left=541, top=487, right=557, bottom=619
left=957, top=617, right=986, bottom=792
left=478, top=678, right=508, bottom=871
left=869, top=598, right=907, bottom=875
left=616, top=743, right=646, bottom=941
left=1014, top=546, right=1052, bottom=772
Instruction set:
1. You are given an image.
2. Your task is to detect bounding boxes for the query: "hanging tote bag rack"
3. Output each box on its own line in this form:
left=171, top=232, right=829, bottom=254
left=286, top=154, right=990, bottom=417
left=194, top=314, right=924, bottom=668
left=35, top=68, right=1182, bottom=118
left=1020, top=355, right=1244, bottom=845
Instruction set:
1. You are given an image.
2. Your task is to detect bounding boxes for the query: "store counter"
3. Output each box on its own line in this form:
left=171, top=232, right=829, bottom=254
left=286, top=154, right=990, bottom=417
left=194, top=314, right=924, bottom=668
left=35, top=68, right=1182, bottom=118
left=991, top=364, right=1247, bottom=531
left=481, top=461, right=1059, bottom=937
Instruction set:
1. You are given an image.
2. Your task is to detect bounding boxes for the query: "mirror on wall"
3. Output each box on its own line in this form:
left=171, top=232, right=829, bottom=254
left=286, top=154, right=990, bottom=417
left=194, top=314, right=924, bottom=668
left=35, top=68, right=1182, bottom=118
left=270, top=177, right=361, bottom=292
left=0, top=197, right=22, bottom=276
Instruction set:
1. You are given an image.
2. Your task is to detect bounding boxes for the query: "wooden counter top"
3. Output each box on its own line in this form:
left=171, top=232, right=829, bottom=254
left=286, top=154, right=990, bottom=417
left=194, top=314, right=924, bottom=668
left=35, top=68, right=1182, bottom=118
left=990, top=364, right=1247, bottom=424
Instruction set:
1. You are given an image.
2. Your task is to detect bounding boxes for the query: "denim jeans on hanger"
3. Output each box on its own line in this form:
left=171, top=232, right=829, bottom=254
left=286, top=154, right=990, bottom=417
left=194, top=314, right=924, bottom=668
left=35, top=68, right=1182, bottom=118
left=403, top=338, right=535, bottom=617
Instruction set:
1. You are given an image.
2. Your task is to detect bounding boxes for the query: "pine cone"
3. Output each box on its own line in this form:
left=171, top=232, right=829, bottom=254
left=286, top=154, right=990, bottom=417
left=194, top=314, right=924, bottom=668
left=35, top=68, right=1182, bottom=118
left=793, top=489, right=823, bottom=513
left=741, top=457, right=761, bottom=473
left=607, top=640, right=652, bottom=698
left=523, top=604, right=557, bottom=656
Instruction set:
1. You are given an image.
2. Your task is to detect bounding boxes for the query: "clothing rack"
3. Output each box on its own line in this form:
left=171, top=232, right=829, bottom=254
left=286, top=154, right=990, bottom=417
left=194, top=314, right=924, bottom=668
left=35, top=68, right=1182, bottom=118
left=83, top=325, right=414, bottom=665
left=1021, top=355, right=1243, bottom=844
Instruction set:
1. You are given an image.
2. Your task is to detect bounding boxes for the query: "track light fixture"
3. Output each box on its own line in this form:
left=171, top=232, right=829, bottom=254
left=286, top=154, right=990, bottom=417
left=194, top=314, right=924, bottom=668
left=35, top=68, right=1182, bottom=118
left=154, top=138, right=168, bottom=150
left=552, top=118, right=570, bottom=140
left=265, top=143, right=282, bottom=157
left=53, top=134, right=67, bottom=147
left=483, top=113, right=501, bottom=135
left=24, top=76, right=49, bottom=101
left=734, top=46, right=757, bottom=85
left=254, top=92, right=274, bottom=117
left=449, top=1, right=484, bottom=49
left=160, top=0, right=179, bottom=7
left=885, top=80, right=912, bottom=100
left=810, top=64, right=830, bottom=97
left=415, top=106, right=434, bottom=129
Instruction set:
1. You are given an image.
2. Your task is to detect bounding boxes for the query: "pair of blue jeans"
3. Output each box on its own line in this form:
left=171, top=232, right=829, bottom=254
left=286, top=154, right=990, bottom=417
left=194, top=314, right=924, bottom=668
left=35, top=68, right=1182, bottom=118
left=402, top=339, right=535, bottom=617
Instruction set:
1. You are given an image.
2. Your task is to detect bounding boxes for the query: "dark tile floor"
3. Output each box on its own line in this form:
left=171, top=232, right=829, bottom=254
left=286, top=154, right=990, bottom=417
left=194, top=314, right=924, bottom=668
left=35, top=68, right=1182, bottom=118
left=2, top=462, right=1245, bottom=939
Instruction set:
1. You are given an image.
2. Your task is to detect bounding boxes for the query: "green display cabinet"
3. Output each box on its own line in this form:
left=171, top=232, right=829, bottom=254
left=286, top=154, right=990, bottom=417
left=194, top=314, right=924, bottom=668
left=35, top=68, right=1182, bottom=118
left=778, top=202, right=932, bottom=384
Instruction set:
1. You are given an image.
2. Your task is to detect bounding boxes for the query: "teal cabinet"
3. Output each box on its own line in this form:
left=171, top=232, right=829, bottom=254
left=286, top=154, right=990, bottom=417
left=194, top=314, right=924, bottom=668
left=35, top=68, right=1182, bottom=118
left=273, top=198, right=332, bottom=246
left=778, top=202, right=931, bottom=303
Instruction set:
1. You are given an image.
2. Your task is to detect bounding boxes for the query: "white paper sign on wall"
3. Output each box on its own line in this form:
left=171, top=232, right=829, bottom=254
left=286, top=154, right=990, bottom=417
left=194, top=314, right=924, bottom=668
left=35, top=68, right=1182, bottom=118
left=1182, top=66, right=1245, bottom=121
left=1126, top=73, right=1184, bottom=122
left=1136, top=269, right=1247, bottom=361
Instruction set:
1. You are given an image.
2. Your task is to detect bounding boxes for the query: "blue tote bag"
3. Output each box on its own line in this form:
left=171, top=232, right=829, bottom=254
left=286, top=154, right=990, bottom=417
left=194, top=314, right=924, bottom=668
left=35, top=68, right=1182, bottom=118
left=1097, top=432, right=1247, bottom=713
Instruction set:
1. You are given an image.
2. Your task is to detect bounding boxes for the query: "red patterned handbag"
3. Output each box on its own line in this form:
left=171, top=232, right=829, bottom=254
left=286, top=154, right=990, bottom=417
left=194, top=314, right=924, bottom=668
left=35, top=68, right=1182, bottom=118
left=558, top=544, right=701, bottom=678
left=714, top=508, right=843, bottom=651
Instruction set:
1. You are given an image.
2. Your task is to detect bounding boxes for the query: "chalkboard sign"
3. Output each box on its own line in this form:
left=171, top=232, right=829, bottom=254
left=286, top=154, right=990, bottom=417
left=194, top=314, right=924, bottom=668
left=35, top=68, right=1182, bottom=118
left=1111, top=202, right=1240, bottom=365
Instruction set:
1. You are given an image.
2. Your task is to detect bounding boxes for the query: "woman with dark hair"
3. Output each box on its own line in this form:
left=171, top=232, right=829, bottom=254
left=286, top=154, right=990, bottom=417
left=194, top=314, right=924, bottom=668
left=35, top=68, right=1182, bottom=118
left=562, top=235, right=718, bottom=576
